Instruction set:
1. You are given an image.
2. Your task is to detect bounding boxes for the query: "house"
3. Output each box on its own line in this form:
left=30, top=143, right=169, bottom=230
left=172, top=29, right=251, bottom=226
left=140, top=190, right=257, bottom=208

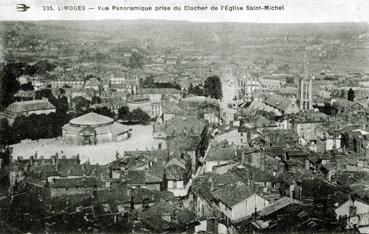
left=319, top=162, right=337, bottom=181
left=263, top=93, right=300, bottom=115
left=141, top=201, right=196, bottom=233
left=109, top=76, right=126, bottom=85
left=213, top=183, right=270, bottom=222
left=193, top=171, right=270, bottom=228
left=214, top=128, right=249, bottom=146
left=167, top=135, right=202, bottom=175
left=109, top=150, right=167, bottom=190
left=332, top=98, right=365, bottom=114
left=240, top=114, right=278, bottom=131
left=335, top=196, right=369, bottom=226
left=126, top=170, right=164, bottom=191
left=291, top=112, right=329, bottom=146
left=205, top=144, right=239, bottom=173
left=49, top=176, right=104, bottom=197
left=259, top=77, right=287, bottom=90
left=138, top=88, right=182, bottom=102
left=165, top=116, right=209, bottom=174
left=127, top=95, right=163, bottom=118
left=260, top=129, right=299, bottom=148
left=246, top=99, right=283, bottom=116
left=84, top=78, right=101, bottom=90
left=179, top=96, right=220, bottom=123
left=51, top=80, right=84, bottom=89
left=165, top=156, right=192, bottom=197
left=162, top=102, right=186, bottom=122
left=277, top=172, right=303, bottom=200
left=2, top=98, right=56, bottom=125
left=191, top=174, right=220, bottom=218
left=316, top=128, right=342, bottom=152
left=341, top=128, right=369, bottom=156
left=259, top=196, right=303, bottom=218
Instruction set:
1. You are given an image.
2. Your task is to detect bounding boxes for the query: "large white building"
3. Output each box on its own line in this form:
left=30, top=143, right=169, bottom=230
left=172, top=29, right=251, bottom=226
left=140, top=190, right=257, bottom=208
left=62, top=112, right=131, bottom=145
left=2, top=99, right=56, bottom=125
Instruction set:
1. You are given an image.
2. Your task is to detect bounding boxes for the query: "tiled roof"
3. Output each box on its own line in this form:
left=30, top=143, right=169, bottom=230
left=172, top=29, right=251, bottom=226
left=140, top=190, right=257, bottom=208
left=127, top=170, right=163, bottom=184
left=6, top=99, right=55, bottom=114
left=69, top=112, right=114, bottom=126
left=207, top=145, right=238, bottom=161
left=63, top=121, right=130, bottom=136
left=167, top=135, right=200, bottom=151
left=264, top=93, right=295, bottom=112
left=259, top=196, right=302, bottom=217
left=138, top=88, right=181, bottom=95
left=231, top=165, right=274, bottom=183
left=50, top=176, right=103, bottom=188
left=165, top=158, right=187, bottom=180
left=213, top=183, right=255, bottom=208
left=163, top=103, right=185, bottom=114
left=122, top=150, right=170, bottom=162
left=263, top=129, right=299, bottom=146
left=165, top=116, right=206, bottom=137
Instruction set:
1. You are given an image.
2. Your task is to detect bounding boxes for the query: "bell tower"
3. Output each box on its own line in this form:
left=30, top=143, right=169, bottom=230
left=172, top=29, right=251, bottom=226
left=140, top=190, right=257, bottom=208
left=298, top=58, right=313, bottom=111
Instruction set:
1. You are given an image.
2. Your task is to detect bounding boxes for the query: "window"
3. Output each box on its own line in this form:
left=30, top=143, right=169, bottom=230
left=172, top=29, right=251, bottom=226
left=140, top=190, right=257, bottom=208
left=172, top=181, right=177, bottom=188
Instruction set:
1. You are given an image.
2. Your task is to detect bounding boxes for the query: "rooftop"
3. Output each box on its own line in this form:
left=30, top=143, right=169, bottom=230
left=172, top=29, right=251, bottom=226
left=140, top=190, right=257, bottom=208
left=259, top=196, right=303, bottom=217
left=264, top=93, right=296, bottom=113
left=69, top=112, right=114, bottom=126
left=6, top=99, right=55, bottom=114
left=213, top=183, right=255, bottom=208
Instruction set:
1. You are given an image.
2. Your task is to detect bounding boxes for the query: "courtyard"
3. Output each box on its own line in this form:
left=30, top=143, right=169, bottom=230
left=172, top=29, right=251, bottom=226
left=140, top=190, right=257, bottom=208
left=11, top=123, right=158, bottom=164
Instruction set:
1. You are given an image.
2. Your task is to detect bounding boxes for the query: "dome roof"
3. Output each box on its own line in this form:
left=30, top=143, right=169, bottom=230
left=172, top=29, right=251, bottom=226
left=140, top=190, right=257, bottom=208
left=70, top=112, right=114, bottom=126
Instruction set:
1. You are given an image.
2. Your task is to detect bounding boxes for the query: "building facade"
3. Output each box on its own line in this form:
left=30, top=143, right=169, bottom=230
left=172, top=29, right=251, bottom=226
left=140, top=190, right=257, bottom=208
left=62, top=112, right=131, bottom=145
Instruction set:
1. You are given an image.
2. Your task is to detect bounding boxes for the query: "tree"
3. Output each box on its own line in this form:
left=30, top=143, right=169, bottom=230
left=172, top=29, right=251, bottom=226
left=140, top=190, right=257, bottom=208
left=128, top=108, right=150, bottom=124
left=204, top=75, right=222, bottom=99
left=142, top=76, right=155, bottom=88
left=118, top=105, right=130, bottom=120
left=12, top=116, right=30, bottom=141
left=53, top=96, right=69, bottom=113
left=72, top=96, right=90, bottom=114
left=91, top=96, right=101, bottom=105
left=188, top=83, right=194, bottom=94
left=35, top=89, right=54, bottom=101
left=0, top=119, right=14, bottom=145
left=347, top=88, right=355, bottom=101
left=19, top=82, right=34, bottom=91
left=92, top=106, right=115, bottom=119
left=129, top=51, right=144, bottom=69
left=0, top=64, right=20, bottom=109
left=192, top=85, right=205, bottom=96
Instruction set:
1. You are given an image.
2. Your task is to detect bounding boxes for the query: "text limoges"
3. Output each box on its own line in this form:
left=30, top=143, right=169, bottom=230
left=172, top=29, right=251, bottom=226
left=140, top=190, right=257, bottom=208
left=57, top=5, right=86, bottom=11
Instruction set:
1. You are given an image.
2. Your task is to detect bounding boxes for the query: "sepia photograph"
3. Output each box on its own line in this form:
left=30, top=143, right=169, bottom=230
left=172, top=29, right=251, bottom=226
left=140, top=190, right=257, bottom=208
left=0, top=0, right=369, bottom=233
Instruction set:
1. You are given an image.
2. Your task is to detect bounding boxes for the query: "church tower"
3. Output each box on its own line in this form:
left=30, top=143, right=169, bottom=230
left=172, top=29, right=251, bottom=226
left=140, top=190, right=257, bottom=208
left=298, top=61, right=313, bottom=111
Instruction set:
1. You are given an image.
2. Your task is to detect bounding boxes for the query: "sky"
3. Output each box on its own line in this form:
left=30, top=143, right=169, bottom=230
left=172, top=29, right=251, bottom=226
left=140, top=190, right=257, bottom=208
left=0, top=0, right=368, bottom=23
